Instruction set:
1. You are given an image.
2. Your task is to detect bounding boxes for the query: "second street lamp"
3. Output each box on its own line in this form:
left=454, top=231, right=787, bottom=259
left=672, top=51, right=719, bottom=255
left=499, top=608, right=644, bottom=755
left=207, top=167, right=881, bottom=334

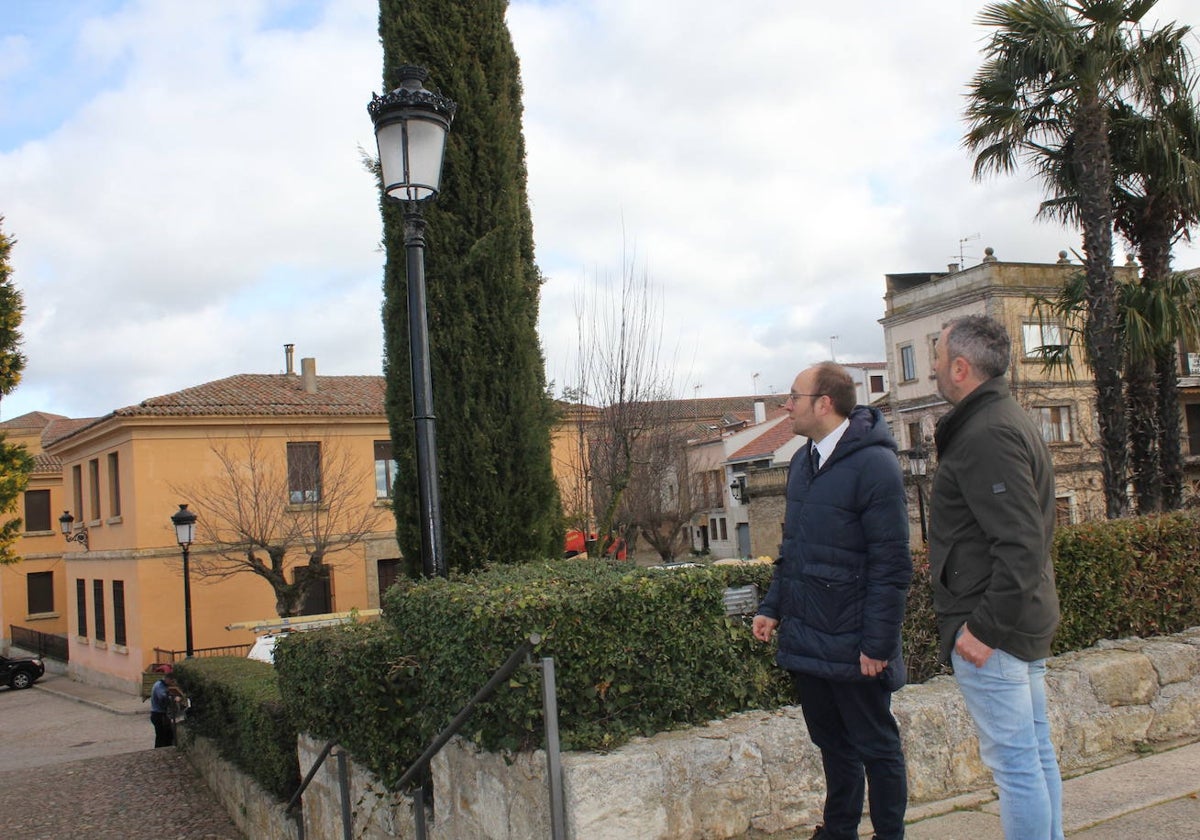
left=368, top=65, right=457, bottom=579
left=171, top=503, right=198, bottom=658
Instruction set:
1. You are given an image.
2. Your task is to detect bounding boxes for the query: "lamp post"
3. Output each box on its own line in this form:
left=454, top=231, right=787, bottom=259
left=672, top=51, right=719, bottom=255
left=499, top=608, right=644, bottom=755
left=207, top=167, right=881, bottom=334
left=171, top=504, right=197, bottom=658
left=368, top=65, right=456, bottom=579
left=905, top=444, right=929, bottom=544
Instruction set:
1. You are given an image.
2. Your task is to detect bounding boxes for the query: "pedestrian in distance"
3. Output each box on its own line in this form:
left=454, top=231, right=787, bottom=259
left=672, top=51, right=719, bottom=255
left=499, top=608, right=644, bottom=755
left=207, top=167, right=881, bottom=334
left=753, top=361, right=913, bottom=840
left=149, top=672, right=183, bottom=748
left=929, top=314, right=1063, bottom=840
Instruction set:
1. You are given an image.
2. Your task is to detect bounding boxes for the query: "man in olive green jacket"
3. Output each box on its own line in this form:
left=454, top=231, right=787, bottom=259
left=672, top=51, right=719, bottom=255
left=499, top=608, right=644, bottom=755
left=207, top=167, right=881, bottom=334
left=929, top=314, right=1062, bottom=840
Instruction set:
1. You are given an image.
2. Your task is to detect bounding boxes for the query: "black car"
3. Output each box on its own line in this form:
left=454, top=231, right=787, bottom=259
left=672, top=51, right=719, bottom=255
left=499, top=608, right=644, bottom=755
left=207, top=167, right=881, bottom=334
left=1, top=653, right=45, bottom=690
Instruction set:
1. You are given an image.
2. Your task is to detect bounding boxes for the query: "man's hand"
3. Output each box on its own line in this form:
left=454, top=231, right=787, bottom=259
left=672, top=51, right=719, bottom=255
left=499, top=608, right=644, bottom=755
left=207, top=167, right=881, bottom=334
left=752, top=615, right=778, bottom=643
left=860, top=653, right=888, bottom=677
left=954, top=623, right=995, bottom=667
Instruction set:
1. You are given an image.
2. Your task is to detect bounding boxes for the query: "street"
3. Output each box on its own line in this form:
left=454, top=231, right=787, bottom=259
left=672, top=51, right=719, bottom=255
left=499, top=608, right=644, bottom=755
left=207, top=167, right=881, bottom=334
left=0, top=682, right=149, bottom=772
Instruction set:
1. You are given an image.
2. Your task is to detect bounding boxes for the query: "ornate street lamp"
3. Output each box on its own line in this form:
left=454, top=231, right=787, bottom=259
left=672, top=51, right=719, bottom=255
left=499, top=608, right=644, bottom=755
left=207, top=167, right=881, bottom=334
left=171, top=503, right=198, bottom=657
left=59, top=510, right=89, bottom=549
left=368, top=65, right=457, bottom=578
left=905, top=443, right=929, bottom=543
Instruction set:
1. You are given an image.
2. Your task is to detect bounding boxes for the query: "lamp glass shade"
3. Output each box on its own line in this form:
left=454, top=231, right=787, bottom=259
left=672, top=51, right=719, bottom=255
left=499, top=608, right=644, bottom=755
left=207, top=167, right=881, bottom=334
left=376, top=114, right=448, bottom=202
left=59, top=511, right=74, bottom=535
left=171, top=504, right=197, bottom=546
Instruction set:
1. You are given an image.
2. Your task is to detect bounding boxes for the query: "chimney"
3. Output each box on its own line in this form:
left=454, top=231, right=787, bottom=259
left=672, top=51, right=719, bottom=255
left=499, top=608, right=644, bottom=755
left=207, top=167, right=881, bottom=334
left=754, top=399, right=766, bottom=424
left=301, top=357, right=317, bottom=394
left=284, top=344, right=295, bottom=375
left=948, top=263, right=960, bottom=274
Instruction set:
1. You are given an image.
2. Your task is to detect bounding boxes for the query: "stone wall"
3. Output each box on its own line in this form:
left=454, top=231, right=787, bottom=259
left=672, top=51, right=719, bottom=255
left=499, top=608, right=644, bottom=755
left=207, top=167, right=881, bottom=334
left=196, top=627, right=1200, bottom=840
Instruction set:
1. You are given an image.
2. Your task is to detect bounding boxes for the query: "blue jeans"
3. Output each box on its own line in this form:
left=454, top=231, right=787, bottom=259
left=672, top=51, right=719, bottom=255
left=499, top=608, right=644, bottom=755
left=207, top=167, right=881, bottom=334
left=952, top=647, right=1063, bottom=840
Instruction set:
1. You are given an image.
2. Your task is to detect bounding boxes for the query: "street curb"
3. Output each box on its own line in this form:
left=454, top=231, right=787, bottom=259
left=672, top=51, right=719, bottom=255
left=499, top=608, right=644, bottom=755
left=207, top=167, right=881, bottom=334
left=32, top=682, right=146, bottom=716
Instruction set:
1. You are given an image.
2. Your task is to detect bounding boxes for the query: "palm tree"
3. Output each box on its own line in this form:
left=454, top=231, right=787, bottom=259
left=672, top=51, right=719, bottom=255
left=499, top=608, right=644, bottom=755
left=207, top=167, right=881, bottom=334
left=964, top=0, right=1193, bottom=518
left=1111, top=91, right=1200, bottom=510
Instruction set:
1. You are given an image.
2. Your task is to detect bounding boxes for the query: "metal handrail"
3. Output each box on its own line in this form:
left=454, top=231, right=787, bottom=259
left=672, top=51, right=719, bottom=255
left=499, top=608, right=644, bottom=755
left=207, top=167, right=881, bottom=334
left=396, top=632, right=542, bottom=790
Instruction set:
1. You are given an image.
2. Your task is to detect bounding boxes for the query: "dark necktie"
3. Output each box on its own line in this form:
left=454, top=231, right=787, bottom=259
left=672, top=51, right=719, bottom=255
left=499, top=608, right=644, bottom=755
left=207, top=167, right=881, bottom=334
left=810, top=444, right=820, bottom=474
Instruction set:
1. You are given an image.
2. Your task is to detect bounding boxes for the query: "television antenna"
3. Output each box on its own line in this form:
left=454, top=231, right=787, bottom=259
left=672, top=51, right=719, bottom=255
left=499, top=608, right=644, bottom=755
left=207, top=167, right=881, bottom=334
left=957, top=233, right=981, bottom=267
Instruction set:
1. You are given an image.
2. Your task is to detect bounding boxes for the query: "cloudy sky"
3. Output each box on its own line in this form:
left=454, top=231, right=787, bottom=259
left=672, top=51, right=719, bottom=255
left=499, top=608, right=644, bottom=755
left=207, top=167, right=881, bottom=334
left=2, top=0, right=1198, bottom=420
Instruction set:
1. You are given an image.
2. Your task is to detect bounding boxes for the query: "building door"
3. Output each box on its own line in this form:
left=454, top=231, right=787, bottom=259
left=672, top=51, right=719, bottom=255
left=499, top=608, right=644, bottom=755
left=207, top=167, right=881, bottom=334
left=736, top=523, right=751, bottom=558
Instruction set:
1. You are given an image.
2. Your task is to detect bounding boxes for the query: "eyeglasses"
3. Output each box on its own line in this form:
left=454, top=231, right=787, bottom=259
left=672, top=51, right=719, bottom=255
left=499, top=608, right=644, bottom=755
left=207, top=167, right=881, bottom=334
left=785, top=392, right=826, bottom=404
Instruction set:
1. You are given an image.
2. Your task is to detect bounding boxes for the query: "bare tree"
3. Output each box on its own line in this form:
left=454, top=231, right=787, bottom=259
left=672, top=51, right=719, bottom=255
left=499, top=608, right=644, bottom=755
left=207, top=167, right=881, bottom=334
left=620, top=418, right=701, bottom=562
left=175, top=429, right=386, bottom=617
left=568, top=243, right=683, bottom=558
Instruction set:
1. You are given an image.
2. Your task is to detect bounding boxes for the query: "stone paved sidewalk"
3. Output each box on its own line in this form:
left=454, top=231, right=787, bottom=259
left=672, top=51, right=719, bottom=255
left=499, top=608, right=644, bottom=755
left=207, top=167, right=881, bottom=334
left=0, top=748, right=244, bottom=840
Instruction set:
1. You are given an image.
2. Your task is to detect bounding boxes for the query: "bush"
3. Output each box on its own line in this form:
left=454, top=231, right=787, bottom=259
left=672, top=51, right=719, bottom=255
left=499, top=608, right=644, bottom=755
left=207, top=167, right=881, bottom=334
left=1053, top=511, right=1200, bottom=653
left=174, top=656, right=299, bottom=800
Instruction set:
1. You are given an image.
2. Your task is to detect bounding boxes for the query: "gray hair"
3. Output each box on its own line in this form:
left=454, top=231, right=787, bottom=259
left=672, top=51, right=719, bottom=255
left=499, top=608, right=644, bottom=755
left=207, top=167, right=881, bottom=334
left=944, top=315, right=1010, bottom=379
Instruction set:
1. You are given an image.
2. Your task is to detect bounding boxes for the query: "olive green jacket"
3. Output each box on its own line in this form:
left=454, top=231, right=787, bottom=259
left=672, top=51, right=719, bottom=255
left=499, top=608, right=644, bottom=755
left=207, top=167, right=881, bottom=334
left=928, top=376, right=1060, bottom=663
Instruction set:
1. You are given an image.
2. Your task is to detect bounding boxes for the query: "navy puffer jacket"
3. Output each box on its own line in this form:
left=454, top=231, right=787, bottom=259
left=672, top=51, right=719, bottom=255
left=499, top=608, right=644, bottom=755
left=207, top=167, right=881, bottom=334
left=757, top=406, right=912, bottom=688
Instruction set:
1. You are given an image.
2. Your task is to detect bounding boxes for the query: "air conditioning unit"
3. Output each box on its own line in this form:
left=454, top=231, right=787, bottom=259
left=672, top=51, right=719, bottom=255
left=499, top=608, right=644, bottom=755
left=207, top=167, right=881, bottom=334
left=1189, top=353, right=1200, bottom=375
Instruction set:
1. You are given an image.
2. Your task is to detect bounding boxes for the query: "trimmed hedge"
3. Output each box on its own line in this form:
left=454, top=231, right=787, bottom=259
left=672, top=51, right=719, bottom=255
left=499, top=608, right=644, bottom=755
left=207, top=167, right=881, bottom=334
left=262, top=511, right=1200, bottom=796
left=174, top=656, right=300, bottom=800
left=1053, top=511, right=1200, bottom=652
left=280, top=560, right=791, bottom=786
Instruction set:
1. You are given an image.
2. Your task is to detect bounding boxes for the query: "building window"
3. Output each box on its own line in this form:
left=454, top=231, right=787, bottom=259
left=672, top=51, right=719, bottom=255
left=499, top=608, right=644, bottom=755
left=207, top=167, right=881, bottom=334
left=1023, top=321, right=1064, bottom=358
left=377, top=558, right=401, bottom=599
left=287, top=442, right=322, bottom=504
left=869, top=374, right=885, bottom=394
left=296, top=568, right=332, bottom=615
left=1035, top=405, right=1074, bottom=443
left=27, top=571, right=53, bottom=615
left=374, top=440, right=398, bottom=499
left=72, top=464, right=83, bottom=524
left=1055, top=496, right=1075, bottom=527
left=23, top=489, right=51, bottom=532
left=1187, top=404, right=1200, bottom=456
left=719, top=517, right=728, bottom=541
left=107, top=452, right=121, bottom=517
left=76, top=579, right=87, bottom=639
left=112, top=580, right=127, bottom=646
left=900, top=344, right=917, bottom=382
left=88, top=458, right=101, bottom=520
left=907, top=422, right=922, bottom=450
left=93, top=579, right=106, bottom=642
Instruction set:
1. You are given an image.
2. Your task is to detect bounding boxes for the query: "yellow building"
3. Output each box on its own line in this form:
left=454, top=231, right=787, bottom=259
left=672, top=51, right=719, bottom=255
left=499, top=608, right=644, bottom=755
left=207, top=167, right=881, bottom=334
left=0, top=412, right=88, bottom=655
left=31, top=360, right=399, bottom=693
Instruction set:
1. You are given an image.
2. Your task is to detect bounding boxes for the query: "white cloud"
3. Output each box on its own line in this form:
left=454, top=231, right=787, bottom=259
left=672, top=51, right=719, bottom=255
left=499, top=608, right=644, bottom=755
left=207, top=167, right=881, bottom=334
left=1, top=0, right=1198, bottom=419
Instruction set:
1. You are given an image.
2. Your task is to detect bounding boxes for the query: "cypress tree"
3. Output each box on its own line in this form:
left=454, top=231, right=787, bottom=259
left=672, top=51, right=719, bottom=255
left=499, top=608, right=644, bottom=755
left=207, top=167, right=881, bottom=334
left=377, top=0, right=561, bottom=572
left=0, top=217, right=34, bottom=565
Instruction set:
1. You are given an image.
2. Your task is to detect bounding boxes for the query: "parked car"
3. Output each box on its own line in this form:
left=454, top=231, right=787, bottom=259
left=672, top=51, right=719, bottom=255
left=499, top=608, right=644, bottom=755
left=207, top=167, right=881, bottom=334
left=1, top=653, right=45, bottom=690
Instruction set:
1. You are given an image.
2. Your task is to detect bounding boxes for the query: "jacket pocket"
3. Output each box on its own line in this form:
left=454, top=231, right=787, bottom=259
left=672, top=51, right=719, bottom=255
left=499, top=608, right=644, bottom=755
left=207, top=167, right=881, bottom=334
left=800, top=564, right=862, bottom=635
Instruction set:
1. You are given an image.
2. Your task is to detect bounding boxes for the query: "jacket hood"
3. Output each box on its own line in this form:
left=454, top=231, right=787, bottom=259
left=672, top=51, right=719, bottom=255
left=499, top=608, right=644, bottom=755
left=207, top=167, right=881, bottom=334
left=828, top=405, right=898, bottom=465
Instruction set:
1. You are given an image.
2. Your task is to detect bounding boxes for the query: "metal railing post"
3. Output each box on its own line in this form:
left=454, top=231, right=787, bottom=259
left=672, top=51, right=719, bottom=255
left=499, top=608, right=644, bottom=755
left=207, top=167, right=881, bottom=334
left=335, top=747, right=353, bottom=840
left=541, top=657, right=566, bottom=840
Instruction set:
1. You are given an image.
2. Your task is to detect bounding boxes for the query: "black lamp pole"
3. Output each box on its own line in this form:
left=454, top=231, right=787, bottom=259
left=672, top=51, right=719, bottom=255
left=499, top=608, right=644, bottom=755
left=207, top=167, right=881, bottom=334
left=171, top=504, right=198, bottom=657
left=369, top=66, right=456, bottom=578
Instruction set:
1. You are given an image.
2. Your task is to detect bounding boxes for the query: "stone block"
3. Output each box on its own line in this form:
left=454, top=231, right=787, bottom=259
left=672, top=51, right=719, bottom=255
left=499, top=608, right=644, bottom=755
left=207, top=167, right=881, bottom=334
left=1070, top=649, right=1158, bottom=706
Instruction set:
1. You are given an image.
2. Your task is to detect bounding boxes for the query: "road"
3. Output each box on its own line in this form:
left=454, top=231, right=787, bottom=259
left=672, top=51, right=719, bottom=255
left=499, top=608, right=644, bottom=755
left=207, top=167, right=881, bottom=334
left=0, top=682, right=244, bottom=838
left=0, top=682, right=150, bottom=772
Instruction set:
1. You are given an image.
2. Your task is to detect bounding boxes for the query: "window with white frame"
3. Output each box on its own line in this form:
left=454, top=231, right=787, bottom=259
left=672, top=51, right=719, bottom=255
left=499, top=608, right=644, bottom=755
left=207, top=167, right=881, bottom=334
left=1023, top=320, right=1065, bottom=358
left=1034, top=404, right=1074, bottom=443
left=374, top=440, right=398, bottom=499
left=900, top=344, right=917, bottom=382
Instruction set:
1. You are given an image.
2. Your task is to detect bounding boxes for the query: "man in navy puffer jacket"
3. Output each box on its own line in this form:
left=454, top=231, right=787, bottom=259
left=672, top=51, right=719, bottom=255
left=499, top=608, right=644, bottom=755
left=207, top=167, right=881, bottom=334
left=753, top=361, right=912, bottom=840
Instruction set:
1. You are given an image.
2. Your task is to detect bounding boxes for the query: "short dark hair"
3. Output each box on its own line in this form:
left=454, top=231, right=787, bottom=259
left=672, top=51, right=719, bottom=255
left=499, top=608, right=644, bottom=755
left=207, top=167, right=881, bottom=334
left=811, top=361, right=857, bottom=417
left=944, top=315, right=1010, bottom=379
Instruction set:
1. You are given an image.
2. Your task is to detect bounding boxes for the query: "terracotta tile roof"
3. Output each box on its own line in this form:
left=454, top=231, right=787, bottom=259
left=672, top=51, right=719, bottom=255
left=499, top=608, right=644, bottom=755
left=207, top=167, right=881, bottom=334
left=0, top=410, right=67, bottom=430
left=113, top=374, right=387, bottom=418
left=42, top=417, right=102, bottom=447
left=32, top=452, right=61, bottom=473
left=728, top=417, right=798, bottom=462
